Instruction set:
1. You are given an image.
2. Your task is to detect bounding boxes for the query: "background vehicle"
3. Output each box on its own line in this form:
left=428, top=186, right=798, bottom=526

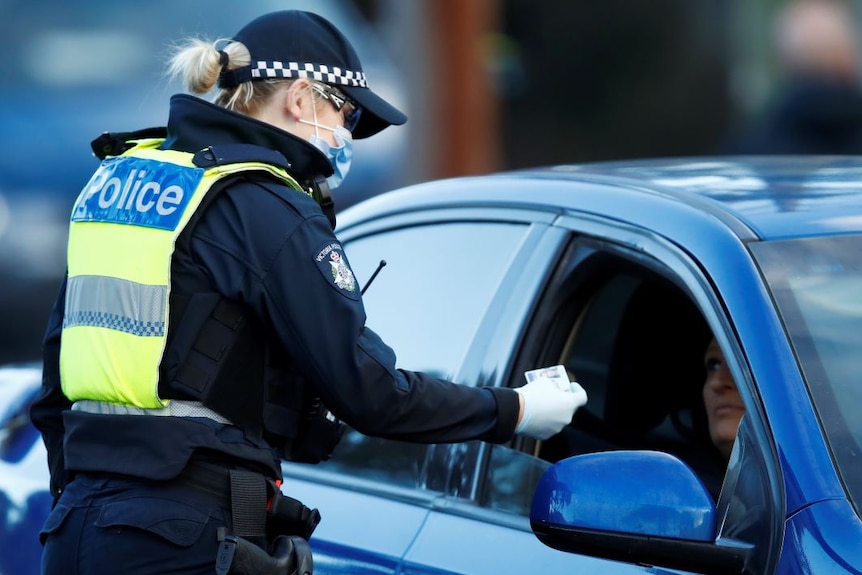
left=0, top=0, right=408, bottom=365
left=3, top=156, right=862, bottom=573
left=0, top=364, right=49, bottom=575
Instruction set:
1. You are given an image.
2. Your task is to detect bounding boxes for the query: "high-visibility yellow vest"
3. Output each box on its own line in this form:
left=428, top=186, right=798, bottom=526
left=60, top=139, right=305, bottom=408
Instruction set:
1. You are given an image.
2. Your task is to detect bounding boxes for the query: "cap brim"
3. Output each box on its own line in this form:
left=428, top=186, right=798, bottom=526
left=341, top=85, right=407, bottom=139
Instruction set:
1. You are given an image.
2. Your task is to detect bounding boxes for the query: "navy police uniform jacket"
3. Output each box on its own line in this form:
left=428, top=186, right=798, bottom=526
left=30, top=94, right=520, bottom=501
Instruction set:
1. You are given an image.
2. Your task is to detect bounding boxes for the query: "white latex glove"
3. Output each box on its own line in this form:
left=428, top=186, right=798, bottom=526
left=514, top=377, right=588, bottom=440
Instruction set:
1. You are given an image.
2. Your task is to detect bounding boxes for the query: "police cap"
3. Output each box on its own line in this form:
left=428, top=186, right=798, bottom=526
left=220, top=10, right=407, bottom=139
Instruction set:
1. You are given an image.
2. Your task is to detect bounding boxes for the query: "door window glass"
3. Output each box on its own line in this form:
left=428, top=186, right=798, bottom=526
left=346, top=221, right=530, bottom=378
left=548, top=270, right=723, bottom=495
left=478, top=249, right=726, bottom=520
left=479, top=444, right=552, bottom=515
left=316, top=221, right=531, bottom=488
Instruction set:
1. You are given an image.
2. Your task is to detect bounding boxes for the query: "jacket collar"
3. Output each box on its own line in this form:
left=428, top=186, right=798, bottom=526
left=162, top=94, right=333, bottom=182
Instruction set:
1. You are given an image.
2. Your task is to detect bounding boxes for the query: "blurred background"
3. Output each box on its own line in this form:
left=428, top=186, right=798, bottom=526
left=2, top=0, right=861, bottom=364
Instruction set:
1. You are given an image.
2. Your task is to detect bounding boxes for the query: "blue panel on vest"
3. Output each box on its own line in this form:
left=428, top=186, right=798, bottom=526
left=71, top=156, right=204, bottom=230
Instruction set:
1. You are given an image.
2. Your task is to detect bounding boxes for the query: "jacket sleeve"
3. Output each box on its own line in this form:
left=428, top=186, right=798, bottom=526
left=29, top=275, right=72, bottom=502
left=193, top=182, right=520, bottom=445
left=267, top=215, right=521, bottom=444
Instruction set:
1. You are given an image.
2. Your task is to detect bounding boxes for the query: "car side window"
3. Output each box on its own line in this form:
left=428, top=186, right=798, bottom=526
left=477, top=249, right=733, bottom=520
left=345, top=221, right=530, bottom=378
left=315, top=221, right=532, bottom=488
left=537, top=263, right=728, bottom=498
left=479, top=242, right=740, bottom=515
left=478, top=444, right=552, bottom=516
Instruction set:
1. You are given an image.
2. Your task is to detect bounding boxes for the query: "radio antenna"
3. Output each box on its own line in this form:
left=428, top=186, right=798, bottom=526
left=361, top=260, right=387, bottom=295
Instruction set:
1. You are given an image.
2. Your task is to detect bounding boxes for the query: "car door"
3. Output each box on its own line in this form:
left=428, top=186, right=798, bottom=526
left=283, top=199, right=780, bottom=574
left=364, top=211, right=612, bottom=575
left=399, top=441, right=653, bottom=575
left=405, top=213, right=783, bottom=573
left=399, top=233, right=691, bottom=573
left=282, top=207, right=559, bottom=574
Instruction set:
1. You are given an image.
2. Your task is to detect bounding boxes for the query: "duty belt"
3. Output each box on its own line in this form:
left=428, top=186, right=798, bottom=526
left=174, top=459, right=319, bottom=575
left=171, top=459, right=320, bottom=542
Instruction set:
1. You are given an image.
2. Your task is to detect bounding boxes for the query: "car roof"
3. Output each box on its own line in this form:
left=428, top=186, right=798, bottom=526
left=342, top=156, right=862, bottom=242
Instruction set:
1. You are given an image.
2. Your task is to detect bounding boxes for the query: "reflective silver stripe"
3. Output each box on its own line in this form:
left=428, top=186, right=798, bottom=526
left=72, top=399, right=233, bottom=425
left=64, top=275, right=166, bottom=336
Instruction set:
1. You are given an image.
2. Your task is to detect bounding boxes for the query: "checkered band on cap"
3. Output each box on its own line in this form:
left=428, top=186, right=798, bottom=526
left=250, top=61, right=368, bottom=87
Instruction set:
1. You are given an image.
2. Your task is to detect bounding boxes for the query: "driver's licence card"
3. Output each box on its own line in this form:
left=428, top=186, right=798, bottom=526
left=524, top=364, right=572, bottom=391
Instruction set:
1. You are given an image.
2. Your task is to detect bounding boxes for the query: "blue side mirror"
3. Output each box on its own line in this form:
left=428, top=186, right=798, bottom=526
left=530, top=450, right=750, bottom=574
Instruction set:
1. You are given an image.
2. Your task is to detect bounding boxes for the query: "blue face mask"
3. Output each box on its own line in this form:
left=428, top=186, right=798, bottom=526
left=300, top=95, right=354, bottom=190
left=307, top=126, right=353, bottom=190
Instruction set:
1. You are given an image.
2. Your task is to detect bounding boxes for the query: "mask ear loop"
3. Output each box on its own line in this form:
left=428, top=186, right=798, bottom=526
left=309, top=85, right=323, bottom=140
left=304, top=84, right=338, bottom=229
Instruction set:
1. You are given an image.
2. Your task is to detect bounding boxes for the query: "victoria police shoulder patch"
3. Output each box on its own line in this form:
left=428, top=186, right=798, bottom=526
left=313, top=241, right=359, bottom=299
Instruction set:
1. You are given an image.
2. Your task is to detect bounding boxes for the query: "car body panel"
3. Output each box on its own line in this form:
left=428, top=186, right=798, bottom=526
left=279, top=466, right=433, bottom=575
left=561, top=156, right=862, bottom=240
left=400, top=508, right=646, bottom=575
left=778, top=497, right=862, bottom=574
left=342, top=156, right=862, bottom=241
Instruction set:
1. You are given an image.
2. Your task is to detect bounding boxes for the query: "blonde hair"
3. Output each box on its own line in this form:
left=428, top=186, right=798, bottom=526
left=166, top=38, right=289, bottom=115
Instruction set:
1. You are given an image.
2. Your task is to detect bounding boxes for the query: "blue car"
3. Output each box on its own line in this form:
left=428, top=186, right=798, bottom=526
left=3, top=156, right=861, bottom=574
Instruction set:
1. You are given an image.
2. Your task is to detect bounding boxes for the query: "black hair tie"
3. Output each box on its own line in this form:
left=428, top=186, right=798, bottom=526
left=217, top=49, right=230, bottom=69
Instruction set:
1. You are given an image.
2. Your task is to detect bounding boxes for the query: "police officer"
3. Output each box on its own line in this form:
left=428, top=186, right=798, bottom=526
left=30, top=10, right=585, bottom=575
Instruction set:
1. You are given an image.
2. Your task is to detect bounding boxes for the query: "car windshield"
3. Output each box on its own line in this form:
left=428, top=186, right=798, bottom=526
left=751, top=234, right=862, bottom=510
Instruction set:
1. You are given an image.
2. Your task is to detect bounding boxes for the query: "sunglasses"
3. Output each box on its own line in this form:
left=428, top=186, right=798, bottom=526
left=312, top=83, right=362, bottom=132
